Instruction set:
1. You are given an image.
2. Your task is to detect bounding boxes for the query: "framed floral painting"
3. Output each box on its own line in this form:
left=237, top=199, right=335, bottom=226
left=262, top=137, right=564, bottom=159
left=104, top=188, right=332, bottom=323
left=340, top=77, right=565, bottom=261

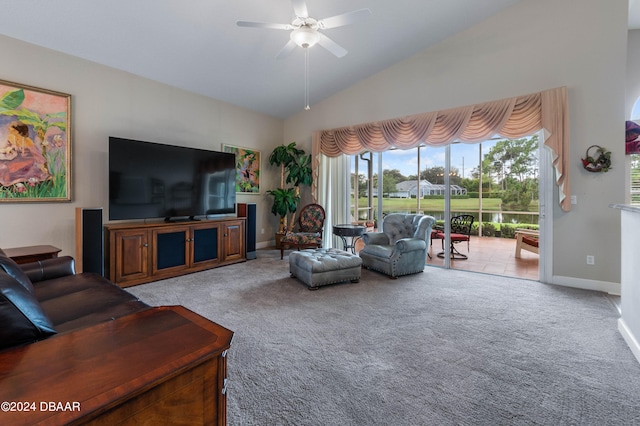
left=0, top=79, right=71, bottom=201
left=222, top=144, right=261, bottom=194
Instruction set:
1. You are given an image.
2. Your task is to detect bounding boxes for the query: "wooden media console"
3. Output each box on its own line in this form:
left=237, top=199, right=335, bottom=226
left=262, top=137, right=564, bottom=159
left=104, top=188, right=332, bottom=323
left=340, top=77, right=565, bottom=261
left=105, top=218, right=245, bottom=287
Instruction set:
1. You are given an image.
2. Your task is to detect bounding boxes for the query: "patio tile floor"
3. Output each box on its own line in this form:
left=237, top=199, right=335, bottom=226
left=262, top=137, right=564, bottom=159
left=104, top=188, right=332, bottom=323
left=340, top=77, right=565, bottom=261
left=426, top=235, right=539, bottom=280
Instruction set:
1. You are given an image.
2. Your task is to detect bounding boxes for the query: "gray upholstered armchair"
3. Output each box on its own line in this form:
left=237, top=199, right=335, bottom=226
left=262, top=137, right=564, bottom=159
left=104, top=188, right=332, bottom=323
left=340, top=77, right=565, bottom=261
left=359, top=213, right=435, bottom=278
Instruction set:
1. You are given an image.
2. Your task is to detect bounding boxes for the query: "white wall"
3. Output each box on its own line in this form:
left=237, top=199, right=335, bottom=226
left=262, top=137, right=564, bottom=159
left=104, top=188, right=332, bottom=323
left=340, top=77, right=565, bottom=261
left=0, top=35, right=284, bottom=257
left=618, top=206, right=640, bottom=363
left=285, top=0, right=628, bottom=291
left=627, top=30, right=640, bottom=119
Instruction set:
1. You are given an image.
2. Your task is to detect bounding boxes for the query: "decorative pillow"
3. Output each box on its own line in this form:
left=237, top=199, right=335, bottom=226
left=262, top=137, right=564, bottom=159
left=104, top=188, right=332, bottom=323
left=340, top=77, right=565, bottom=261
left=0, top=271, right=56, bottom=350
left=0, top=252, right=35, bottom=294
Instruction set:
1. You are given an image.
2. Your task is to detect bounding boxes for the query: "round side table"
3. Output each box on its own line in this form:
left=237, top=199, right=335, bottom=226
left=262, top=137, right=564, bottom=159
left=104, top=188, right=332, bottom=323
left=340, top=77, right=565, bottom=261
left=332, top=224, right=366, bottom=254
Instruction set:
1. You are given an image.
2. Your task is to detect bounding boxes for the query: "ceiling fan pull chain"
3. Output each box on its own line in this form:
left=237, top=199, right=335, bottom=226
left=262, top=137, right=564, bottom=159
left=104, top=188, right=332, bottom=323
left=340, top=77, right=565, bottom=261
left=304, top=48, right=310, bottom=111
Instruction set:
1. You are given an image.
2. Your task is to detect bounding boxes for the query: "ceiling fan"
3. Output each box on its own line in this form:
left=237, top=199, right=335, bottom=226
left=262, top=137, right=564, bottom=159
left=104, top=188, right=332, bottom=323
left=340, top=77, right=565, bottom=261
left=236, top=0, right=371, bottom=59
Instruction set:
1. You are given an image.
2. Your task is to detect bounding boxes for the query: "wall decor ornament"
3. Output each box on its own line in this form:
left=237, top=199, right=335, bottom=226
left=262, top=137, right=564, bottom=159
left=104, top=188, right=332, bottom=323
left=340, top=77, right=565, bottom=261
left=222, top=144, right=261, bottom=194
left=0, top=80, right=71, bottom=201
left=625, top=120, right=640, bottom=155
left=581, top=145, right=611, bottom=173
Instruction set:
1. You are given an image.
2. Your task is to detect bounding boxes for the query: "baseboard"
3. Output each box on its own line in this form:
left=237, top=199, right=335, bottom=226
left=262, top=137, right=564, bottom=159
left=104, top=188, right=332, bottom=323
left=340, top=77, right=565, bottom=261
left=257, top=241, right=272, bottom=250
left=550, top=275, right=620, bottom=295
left=619, top=318, right=640, bottom=365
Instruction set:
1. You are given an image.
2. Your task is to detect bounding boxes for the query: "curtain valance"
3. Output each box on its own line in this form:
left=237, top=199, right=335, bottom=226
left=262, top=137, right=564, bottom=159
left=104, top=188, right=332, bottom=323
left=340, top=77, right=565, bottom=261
left=316, top=87, right=570, bottom=211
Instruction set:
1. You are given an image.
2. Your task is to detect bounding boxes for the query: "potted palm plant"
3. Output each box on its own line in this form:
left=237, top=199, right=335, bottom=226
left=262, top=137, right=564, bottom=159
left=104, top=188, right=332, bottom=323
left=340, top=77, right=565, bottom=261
left=267, top=142, right=313, bottom=247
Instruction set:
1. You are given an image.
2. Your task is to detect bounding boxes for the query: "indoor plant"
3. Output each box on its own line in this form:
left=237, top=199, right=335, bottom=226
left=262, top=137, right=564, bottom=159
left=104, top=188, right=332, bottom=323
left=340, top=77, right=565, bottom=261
left=267, top=142, right=313, bottom=243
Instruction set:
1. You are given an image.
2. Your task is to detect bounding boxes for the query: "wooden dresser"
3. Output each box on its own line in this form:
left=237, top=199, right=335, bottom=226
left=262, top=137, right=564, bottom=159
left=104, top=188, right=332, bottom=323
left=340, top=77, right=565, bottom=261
left=3, top=245, right=62, bottom=264
left=0, top=306, right=233, bottom=425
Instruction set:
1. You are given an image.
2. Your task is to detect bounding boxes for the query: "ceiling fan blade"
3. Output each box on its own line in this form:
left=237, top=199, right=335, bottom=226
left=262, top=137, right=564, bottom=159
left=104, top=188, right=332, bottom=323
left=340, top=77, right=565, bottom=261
left=318, top=8, right=372, bottom=29
left=316, top=32, right=348, bottom=58
left=276, top=40, right=297, bottom=59
left=291, top=0, right=309, bottom=18
left=236, top=21, right=292, bottom=30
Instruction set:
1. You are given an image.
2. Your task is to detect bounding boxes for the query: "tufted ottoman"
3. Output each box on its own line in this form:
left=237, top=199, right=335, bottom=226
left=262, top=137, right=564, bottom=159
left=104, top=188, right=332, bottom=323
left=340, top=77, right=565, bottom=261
left=289, top=248, right=362, bottom=290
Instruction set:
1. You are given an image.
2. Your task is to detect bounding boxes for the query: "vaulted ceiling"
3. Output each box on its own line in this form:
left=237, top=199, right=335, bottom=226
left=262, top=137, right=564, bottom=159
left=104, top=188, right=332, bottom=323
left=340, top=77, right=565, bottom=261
left=2, top=1, right=636, bottom=119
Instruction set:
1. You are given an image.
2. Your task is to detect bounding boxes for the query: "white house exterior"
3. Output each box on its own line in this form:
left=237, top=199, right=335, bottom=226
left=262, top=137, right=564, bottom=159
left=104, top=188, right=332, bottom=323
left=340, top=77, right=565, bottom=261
left=383, top=180, right=468, bottom=198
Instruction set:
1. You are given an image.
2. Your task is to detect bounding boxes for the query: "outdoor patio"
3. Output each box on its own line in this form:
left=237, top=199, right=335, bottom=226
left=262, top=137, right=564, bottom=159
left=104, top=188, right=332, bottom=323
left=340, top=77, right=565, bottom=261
left=349, top=233, right=538, bottom=281
left=426, top=235, right=539, bottom=281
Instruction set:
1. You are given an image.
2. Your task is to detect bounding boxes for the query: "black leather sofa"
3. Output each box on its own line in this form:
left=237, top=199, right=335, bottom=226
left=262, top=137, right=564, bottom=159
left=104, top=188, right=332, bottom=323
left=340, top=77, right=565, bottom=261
left=0, top=248, right=149, bottom=351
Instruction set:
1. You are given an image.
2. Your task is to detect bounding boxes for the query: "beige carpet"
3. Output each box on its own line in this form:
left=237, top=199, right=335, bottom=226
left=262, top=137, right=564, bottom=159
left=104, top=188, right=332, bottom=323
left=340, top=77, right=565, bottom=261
left=128, top=250, right=640, bottom=426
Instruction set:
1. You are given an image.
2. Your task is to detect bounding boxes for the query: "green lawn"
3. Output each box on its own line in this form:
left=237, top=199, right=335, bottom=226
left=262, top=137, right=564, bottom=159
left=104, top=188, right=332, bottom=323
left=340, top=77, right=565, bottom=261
left=356, top=197, right=538, bottom=212
left=354, top=197, right=539, bottom=238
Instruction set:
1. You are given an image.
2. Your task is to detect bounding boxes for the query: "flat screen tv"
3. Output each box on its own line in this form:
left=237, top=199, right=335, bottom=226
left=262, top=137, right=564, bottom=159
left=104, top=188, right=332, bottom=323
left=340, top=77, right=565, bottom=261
left=109, top=137, right=236, bottom=221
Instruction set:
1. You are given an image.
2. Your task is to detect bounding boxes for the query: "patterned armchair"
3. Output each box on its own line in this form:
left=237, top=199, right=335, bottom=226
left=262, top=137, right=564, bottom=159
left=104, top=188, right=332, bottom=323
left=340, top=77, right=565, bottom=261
left=359, top=213, right=435, bottom=278
left=280, top=204, right=326, bottom=259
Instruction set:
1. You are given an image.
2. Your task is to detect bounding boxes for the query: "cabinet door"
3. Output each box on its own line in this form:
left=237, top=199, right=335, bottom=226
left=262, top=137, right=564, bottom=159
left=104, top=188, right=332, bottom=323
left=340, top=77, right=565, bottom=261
left=113, top=229, right=150, bottom=284
left=223, top=221, right=244, bottom=261
left=191, top=223, right=221, bottom=267
left=152, top=226, right=190, bottom=276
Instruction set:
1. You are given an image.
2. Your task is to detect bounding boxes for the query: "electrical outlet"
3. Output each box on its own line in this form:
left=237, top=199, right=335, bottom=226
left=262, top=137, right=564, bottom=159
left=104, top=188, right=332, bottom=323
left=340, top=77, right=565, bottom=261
left=571, top=195, right=577, bottom=205
left=261, top=228, right=265, bottom=235
left=586, top=255, right=595, bottom=265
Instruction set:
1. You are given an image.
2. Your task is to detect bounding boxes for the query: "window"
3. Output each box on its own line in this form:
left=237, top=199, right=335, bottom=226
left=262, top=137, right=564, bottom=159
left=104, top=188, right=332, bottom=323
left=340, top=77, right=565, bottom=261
left=349, top=137, right=539, bottom=227
left=629, top=99, right=640, bottom=205
left=632, top=154, right=640, bottom=205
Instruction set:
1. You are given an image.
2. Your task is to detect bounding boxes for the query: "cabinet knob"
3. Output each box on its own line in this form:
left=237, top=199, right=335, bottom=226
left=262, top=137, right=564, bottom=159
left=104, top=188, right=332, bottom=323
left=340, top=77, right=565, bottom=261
left=143, top=243, right=149, bottom=247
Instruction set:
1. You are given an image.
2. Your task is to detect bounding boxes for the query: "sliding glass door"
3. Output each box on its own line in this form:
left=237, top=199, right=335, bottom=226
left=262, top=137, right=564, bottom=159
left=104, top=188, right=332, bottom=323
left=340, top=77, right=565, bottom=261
left=350, top=136, right=542, bottom=279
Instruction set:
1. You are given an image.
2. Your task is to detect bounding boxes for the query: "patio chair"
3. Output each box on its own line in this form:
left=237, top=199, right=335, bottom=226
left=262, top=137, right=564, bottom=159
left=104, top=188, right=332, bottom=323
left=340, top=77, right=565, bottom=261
left=436, top=214, right=474, bottom=260
left=280, top=204, right=325, bottom=259
left=428, top=226, right=444, bottom=259
left=515, top=228, right=539, bottom=257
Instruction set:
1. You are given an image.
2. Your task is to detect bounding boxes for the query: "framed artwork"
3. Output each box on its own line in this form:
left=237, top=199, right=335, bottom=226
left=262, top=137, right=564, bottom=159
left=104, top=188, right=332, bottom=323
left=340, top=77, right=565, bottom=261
left=222, top=144, right=261, bottom=194
left=0, top=79, right=71, bottom=202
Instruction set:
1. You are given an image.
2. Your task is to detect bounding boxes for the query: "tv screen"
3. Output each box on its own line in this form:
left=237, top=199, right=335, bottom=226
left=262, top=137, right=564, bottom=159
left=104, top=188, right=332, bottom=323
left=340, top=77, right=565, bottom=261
left=109, top=137, right=236, bottom=221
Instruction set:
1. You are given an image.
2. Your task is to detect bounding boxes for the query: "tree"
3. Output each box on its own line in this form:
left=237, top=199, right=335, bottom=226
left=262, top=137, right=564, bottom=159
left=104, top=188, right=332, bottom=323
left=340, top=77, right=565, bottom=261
left=385, top=169, right=406, bottom=183
left=419, top=166, right=462, bottom=186
left=483, top=136, right=539, bottom=209
left=382, top=172, right=397, bottom=196
left=459, top=176, right=481, bottom=193
left=267, top=141, right=312, bottom=233
left=483, top=136, right=538, bottom=184
left=351, top=172, right=368, bottom=194
left=372, top=169, right=400, bottom=197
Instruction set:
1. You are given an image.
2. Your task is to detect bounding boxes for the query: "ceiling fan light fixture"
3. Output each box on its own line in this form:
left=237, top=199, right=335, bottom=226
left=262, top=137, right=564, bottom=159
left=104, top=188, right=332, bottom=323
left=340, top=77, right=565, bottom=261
left=237, top=2, right=372, bottom=112
left=290, top=26, right=320, bottom=48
